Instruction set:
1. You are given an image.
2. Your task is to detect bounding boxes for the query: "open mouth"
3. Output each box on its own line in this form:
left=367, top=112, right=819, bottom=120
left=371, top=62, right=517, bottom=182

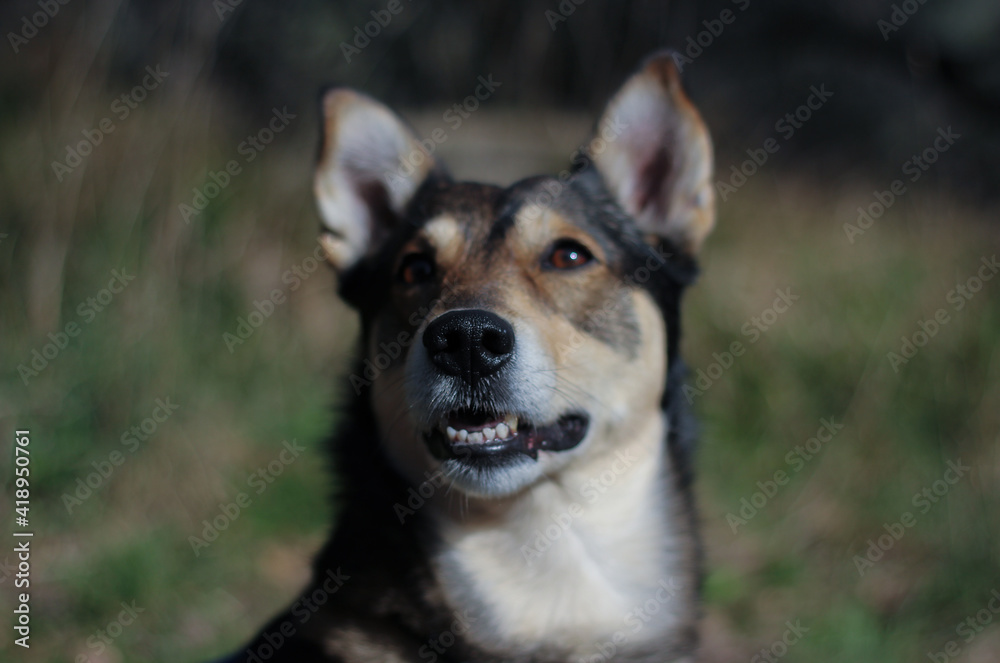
left=424, top=409, right=589, bottom=461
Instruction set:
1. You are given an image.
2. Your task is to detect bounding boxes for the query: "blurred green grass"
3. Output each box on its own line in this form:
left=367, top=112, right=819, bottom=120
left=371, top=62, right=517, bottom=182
left=1, top=88, right=999, bottom=663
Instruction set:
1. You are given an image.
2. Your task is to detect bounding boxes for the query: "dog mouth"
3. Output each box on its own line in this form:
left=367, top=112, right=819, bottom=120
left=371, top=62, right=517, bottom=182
left=424, top=410, right=589, bottom=461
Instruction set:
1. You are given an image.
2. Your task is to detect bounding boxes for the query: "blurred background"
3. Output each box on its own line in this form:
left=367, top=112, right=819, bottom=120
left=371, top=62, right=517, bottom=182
left=1, top=0, right=999, bottom=661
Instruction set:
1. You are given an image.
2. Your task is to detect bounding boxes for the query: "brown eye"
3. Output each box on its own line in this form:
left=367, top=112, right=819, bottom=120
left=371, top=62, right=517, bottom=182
left=546, top=239, right=594, bottom=270
left=397, top=253, right=435, bottom=284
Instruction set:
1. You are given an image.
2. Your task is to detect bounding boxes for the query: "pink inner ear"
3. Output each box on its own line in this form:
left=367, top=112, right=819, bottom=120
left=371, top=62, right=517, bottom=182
left=635, top=145, right=673, bottom=217
left=591, top=55, right=715, bottom=251
left=608, top=83, right=680, bottom=218
left=353, top=178, right=395, bottom=248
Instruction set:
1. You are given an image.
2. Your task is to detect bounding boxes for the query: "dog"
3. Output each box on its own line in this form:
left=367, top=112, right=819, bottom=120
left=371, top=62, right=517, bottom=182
left=216, top=51, right=716, bottom=663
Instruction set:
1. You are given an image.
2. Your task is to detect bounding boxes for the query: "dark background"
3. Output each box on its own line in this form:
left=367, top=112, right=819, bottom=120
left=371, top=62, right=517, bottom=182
left=5, top=0, right=1000, bottom=196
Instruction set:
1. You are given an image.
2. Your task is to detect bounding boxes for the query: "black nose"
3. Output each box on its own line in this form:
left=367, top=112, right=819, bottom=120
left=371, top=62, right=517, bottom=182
left=423, top=309, right=515, bottom=384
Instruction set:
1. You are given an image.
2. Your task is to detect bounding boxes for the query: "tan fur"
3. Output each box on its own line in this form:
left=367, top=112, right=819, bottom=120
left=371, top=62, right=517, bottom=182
left=429, top=292, right=695, bottom=658
left=369, top=203, right=696, bottom=653
left=421, top=216, right=466, bottom=266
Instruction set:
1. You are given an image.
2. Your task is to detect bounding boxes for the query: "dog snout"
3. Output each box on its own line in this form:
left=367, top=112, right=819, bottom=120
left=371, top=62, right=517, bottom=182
left=423, top=309, right=515, bottom=384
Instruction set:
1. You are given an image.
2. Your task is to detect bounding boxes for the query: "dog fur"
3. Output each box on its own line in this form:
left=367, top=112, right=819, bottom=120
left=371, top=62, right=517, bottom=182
left=220, top=51, right=715, bottom=663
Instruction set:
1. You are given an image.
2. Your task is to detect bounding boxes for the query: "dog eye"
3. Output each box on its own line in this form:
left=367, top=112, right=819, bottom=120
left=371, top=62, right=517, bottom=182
left=397, top=253, right=436, bottom=284
left=545, top=239, right=594, bottom=270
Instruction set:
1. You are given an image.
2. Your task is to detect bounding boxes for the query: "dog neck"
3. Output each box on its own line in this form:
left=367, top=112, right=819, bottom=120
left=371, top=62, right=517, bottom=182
left=423, top=408, right=695, bottom=658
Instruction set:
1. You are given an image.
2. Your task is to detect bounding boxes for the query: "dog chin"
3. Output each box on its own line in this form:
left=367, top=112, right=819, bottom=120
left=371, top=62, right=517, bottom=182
left=437, top=453, right=545, bottom=498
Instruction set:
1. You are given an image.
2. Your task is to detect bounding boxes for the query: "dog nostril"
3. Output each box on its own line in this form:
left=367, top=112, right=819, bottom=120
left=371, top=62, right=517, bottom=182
left=425, top=328, right=457, bottom=353
left=445, top=329, right=467, bottom=352
left=481, top=327, right=513, bottom=356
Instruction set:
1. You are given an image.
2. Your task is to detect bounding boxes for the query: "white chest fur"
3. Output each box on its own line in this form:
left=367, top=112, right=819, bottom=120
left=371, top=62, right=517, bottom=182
left=431, top=414, right=690, bottom=657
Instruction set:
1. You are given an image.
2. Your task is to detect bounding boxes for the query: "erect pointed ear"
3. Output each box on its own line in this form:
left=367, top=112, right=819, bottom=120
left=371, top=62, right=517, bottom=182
left=590, top=53, right=715, bottom=253
left=314, top=89, right=439, bottom=272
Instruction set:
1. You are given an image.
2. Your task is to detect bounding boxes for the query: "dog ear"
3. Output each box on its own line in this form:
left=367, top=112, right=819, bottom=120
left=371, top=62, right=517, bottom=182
left=314, top=89, right=437, bottom=271
left=589, top=53, right=715, bottom=253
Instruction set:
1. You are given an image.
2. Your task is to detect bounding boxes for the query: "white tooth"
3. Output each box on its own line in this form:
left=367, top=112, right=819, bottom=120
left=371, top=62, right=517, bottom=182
left=468, top=431, right=484, bottom=444
left=446, top=426, right=457, bottom=440
left=484, top=427, right=496, bottom=441
left=496, top=423, right=509, bottom=439
left=506, top=414, right=518, bottom=434
left=457, top=429, right=468, bottom=442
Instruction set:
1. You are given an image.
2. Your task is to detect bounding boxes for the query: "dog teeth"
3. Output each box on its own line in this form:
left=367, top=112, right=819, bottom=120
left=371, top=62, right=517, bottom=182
left=441, top=415, right=520, bottom=443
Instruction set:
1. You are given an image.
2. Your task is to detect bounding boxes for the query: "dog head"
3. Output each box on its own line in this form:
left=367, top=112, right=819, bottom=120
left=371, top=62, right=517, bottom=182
left=315, top=53, right=714, bottom=498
